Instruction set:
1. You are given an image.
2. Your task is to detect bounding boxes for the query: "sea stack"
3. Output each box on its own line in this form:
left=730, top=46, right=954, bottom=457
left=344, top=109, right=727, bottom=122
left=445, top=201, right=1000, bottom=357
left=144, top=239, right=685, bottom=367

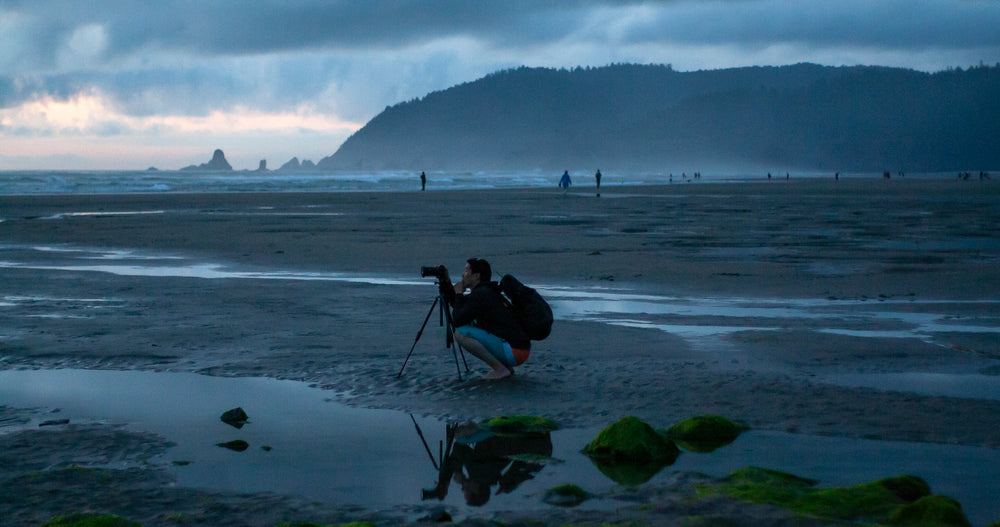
left=181, top=149, right=233, bottom=171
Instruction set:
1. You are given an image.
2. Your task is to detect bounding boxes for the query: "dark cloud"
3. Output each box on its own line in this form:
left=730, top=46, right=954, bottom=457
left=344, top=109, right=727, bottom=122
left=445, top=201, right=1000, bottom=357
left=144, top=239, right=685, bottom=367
left=6, top=0, right=993, bottom=60
left=2, top=0, right=998, bottom=119
left=5, top=0, right=603, bottom=60
left=615, top=1, right=1000, bottom=50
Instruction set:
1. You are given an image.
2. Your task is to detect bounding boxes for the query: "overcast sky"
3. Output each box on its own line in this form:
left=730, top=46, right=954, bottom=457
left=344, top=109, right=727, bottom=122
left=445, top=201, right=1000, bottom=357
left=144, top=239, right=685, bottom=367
left=2, top=0, right=998, bottom=170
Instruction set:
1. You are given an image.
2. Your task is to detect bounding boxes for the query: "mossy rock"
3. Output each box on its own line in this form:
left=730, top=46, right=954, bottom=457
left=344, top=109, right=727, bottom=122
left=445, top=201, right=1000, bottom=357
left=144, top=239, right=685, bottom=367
left=542, top=483, right=591, bottom=507
left=482, top=415, right=559, bottom=435
left=890, top=495, right=971, bottom=527
left=724, top=466, right=818, bottom=486
left=880, top=474, right=932, bottom=502
left=698, top=467, right=940, bottom=524
left=666, top=415, right=746, bottom=452
left=41, top=513, right=142, bottom=527
left=582, top=416, right=680, bottom=464
left=795, top=477, right=923, bottom=520
left=703, top=466, right=816, bottom=506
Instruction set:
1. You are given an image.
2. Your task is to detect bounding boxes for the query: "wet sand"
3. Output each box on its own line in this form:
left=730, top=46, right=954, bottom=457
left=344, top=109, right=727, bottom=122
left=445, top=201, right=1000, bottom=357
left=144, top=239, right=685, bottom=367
left=2, top=178, right=999, bottom=526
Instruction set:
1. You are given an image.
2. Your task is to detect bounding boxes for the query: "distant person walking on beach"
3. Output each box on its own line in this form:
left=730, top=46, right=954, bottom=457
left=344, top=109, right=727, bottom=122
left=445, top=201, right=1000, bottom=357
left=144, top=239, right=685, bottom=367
left=420, top=171, right=426, bottom=191
left=558, top=170, right=572, bottom=192
left=595, top=169, right=602, bottom=190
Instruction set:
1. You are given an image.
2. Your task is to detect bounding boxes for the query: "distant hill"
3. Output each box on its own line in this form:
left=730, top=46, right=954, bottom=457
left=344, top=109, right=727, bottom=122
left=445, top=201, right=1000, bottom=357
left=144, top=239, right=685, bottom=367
left=317, top=63, right=1000, bottom=173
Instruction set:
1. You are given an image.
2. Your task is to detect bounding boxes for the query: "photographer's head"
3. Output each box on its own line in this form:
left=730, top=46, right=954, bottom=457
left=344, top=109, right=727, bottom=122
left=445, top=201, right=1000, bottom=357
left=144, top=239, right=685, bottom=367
left=464, top=258, right=492, bottom=286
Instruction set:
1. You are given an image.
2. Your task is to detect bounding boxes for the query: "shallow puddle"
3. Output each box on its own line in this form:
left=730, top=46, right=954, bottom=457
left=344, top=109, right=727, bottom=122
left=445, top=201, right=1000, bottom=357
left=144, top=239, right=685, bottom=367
left=826, top=371, right=1000, bottom=401
left=0, top=369, right=998, bottom=524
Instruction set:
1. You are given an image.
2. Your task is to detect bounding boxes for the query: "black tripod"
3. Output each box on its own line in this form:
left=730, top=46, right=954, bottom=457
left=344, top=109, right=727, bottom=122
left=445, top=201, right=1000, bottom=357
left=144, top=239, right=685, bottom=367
left=397, top=290, right=469, bottom=379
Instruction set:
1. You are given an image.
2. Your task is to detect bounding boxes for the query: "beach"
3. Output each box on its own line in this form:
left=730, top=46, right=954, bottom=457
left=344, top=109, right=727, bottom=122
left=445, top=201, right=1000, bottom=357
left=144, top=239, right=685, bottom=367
left=2, top=178, right=999, bottom=526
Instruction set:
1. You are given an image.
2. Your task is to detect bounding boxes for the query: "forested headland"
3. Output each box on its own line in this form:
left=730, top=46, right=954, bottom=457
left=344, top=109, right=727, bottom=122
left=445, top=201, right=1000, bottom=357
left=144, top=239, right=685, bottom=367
left=318, top=63, right=1000, bottom=173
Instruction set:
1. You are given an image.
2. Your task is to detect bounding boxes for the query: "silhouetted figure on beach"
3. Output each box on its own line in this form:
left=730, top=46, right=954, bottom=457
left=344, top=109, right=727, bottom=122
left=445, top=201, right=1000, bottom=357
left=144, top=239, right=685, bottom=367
left=420, top=171, right=426, bottom=191
left=558, top=170, right=572, bottom=192
left=595, top=169, right=602, bottom=191
left=835, top=172, right=839, bottom=181
left=768, top=173, right=772, bottom=181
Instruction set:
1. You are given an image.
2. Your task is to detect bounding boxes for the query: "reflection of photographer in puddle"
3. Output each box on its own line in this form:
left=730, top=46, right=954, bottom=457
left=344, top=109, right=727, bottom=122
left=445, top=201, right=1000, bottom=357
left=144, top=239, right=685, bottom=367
left=423, top=423, right=553, bottom=506
left=437, top=258, right=530, bottom=380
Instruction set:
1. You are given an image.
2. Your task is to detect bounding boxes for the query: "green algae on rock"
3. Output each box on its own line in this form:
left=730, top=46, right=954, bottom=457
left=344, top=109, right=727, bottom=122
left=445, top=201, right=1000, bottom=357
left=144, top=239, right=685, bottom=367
left=542, top=483, right=591, bottom=507
left=582, top=416, right=679, bottom=463
left=482, top=414, right=559, bottom=435
left=696, top=466, right=970, bottom=525
left=890, top=495, right=972, bottom=527
left=41, top=513, right=143, bottom=527
left=665, top=414, right=746, bottom=452
left=582, top=416, right=680, bottom=486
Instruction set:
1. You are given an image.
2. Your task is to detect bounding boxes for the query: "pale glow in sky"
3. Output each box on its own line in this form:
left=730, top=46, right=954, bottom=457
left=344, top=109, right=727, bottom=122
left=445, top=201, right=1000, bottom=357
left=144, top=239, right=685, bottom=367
left=1, top=1, right=998, bottom=170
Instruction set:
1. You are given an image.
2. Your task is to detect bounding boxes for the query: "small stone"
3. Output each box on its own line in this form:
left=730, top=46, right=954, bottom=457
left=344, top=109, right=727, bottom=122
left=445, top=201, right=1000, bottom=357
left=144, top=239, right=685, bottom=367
left=217, top=439, right=249, bottom=452
left=220, top=407, right=249, bottom=428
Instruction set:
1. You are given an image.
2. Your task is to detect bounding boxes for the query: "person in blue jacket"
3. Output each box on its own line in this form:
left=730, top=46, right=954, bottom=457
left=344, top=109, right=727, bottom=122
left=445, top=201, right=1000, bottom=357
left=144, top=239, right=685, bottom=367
left=558, top=170, right=572, bottom=191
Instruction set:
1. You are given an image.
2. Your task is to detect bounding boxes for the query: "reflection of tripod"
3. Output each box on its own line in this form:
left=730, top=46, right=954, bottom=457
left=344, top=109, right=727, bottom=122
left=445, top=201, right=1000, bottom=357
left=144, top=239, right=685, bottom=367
left=397, top=291, right=469, bottom=379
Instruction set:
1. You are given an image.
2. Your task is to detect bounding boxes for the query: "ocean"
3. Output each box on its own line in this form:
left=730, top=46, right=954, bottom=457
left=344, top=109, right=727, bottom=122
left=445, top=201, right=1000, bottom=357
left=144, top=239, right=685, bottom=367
left=0, top=169, right=867, bottom=195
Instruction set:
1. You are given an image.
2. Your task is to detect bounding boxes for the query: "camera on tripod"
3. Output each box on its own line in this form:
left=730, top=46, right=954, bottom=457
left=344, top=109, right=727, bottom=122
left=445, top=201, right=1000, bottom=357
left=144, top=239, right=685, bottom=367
left=420, top=265, right=446, bottom=279
left=398, top=264, right=468, bottom=379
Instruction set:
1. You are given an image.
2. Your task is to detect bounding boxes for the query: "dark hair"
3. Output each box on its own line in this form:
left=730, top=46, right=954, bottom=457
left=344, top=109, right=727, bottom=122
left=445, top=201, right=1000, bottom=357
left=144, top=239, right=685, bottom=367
left=467, top=258, right=492, bottom=283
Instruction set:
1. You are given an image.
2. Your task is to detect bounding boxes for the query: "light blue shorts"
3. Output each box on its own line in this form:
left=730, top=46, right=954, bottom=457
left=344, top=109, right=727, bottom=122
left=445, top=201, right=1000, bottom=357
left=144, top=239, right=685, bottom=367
left=456, top=326, right=516, bottom=368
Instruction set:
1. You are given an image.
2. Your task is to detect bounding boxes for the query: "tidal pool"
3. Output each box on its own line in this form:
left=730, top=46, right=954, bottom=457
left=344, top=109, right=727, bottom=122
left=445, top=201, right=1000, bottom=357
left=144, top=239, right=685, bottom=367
left=1, top=369, right=998, bottom=524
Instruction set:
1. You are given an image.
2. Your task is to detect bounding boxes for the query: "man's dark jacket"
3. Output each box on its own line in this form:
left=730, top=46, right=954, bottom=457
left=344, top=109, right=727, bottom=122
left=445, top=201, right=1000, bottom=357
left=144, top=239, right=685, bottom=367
left=452, top=282, right=530, bottom=349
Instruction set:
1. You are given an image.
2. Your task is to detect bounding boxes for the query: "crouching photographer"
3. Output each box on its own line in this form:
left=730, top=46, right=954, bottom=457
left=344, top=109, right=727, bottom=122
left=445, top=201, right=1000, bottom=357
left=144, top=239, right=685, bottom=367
left=430, top=258, right=530, bottom=379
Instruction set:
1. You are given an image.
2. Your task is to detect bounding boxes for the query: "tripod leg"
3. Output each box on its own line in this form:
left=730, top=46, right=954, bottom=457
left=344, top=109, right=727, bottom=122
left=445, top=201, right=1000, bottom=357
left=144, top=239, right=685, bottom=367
left=442, top=299, right=470, bottom=375
left=397, top=296, right=440, bottom=378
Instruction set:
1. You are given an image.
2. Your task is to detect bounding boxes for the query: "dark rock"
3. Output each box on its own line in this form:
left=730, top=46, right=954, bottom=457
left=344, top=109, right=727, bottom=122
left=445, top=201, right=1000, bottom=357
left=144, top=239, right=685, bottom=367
left=278, top=157, right=318, bottom=172
left=217, top=439, right=249, bottom=452
left=279, top=157, right=301, bottom=171
left=181, top=149, right=233, bottom=171
left=256, top=159, right=268, bottom=171
left=220, top=407, right=248, bottom=428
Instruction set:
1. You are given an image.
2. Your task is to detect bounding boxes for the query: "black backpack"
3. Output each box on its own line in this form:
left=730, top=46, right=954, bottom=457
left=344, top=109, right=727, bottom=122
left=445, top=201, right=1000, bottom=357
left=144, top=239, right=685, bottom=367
left=499, top=274, right=553, bottom=341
